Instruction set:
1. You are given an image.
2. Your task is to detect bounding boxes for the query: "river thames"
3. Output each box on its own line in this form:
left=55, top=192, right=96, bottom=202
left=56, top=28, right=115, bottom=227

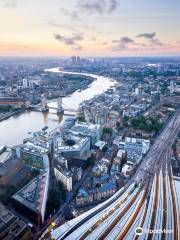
left=0, top=68, right=115, bottom=147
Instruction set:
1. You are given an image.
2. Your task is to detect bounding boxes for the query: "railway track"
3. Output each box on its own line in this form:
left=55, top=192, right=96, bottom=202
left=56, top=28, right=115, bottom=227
left=50, top=108, right=180, bottom=240
left=117, top=177, right=153, bottom=240
left=161, top=168, right=167, bottom=240
left=117, top=191, right=146, bottom=240
left=169, top=168, right=179, bottom=240
left=77, top=184, right=137, bottom=240
left=96, top=189, right=142, bottom=240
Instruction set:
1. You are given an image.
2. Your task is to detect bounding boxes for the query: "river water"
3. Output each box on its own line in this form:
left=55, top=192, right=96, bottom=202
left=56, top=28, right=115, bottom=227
left=0, top=68, right=115, bottom=147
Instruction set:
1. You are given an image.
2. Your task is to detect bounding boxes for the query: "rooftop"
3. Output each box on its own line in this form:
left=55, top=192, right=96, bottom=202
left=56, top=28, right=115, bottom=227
left=55, top=164, right=73, bottom=178
left=12, top=170, right=49, bottom=214
left=99, top=180, right=117, bottom=193
left=26, top=138, right=50, bottom=152
left=125, top=137, right=150, bottom=144
left=0, top=97, right=25, bottom=101
left=71, top=122, right=101, bottom=134
left=0, top=203, right=29, bottom=238
left=56, top=133, right=89, bottom=151
left=19, top=143, right=47, bottom=156
left=0, top=149, right=12, bottom=164
left=94, top=141, right=106, bottom=150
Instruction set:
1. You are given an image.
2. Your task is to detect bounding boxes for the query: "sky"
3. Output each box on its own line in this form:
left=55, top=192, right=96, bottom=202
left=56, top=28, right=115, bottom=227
left=0, top=0, right=180, bottom=57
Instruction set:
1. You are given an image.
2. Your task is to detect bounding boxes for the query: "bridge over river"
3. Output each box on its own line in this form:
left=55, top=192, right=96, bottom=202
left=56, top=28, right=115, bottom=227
left=29, top=97, right=77, bottom=116
left=0, top=68, right=115, bottom=147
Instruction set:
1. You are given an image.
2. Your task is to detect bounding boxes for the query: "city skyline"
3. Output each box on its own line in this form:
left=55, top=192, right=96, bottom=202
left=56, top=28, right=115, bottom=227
left=0, top=0, right=180, bottom=57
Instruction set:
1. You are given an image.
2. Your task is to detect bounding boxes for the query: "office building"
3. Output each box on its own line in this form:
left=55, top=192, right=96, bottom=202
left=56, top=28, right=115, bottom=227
left=170, top=80, right=175, bottom=94
left=124, top=137, right=150, bottom=155
left=54, top=164, right=73, bottom=191
left=71, top=122, right=102, bottom=145
left=0, top=203, right=32, bottom=240
left=55, top=133, right=91, bottom=159
left=12, top=170, right=49, bottom=224
left=16, top=144, right=49, bottom=170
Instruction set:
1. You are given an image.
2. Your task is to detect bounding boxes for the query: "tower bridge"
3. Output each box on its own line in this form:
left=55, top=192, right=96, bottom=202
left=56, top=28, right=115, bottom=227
left=41, top=97, right=77, bottom=115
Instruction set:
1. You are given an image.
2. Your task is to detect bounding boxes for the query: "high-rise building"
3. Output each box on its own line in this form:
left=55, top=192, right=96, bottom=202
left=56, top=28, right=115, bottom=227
left=22, top=78, right=28, bottom=88
left=55, top=133, right=91, bottom=159
left=71, top=56, right=77, bottom=64
left=71, top=122, right=102, bottom=145
left=54, top=164, right=73, bottom=191
left=170, top=80, right=175, bottom=94
left=12, top=169, right=50, bottom=224
left=16, top=144, right=49, bottom=170
left=176, top=69, right=179, bottom=77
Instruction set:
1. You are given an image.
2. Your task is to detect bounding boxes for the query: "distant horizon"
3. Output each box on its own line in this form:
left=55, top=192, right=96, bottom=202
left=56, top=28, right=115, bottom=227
left=1, top=55, right=180, bottom=59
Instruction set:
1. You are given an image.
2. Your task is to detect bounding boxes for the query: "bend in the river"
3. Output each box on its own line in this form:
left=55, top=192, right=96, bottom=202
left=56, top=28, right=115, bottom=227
left=0, top=68, right=116, bottom=147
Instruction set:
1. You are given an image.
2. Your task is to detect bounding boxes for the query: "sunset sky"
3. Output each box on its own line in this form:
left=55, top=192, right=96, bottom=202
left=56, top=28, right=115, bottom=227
left=0, top=0, right=180, bottom=57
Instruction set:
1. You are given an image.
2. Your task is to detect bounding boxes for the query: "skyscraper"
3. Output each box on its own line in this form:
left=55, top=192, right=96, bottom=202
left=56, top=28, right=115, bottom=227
left=170, top=80, right=175, bottom=94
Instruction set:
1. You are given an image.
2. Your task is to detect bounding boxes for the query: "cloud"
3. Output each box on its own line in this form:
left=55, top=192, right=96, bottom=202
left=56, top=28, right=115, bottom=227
left=109, top=0, right=119, bottom=13
left=53, top=33, right=83, bottom=45
left=59, top=0, right=119, bottom=23
left=53, top=32, right=83, bottom=50
left=113, top=37, right=134, bottom=45
left=2, top=0, right=17, bottom=8
left=60, top=8, right=80, bottom=21
left=116, top=37, right=134, bottom=44
left=112, top=36, right=135, bottom=51
left=78, top=0, right=105, bottom=14
left=77, top=0, right=119, bottom=14
left=136, top=32, right=164, bottom=46
left=136, top=32, right=156, bottom=39
left=151, top=38, right=164, bottom=46
left=111, top=32, right=169, bottom=52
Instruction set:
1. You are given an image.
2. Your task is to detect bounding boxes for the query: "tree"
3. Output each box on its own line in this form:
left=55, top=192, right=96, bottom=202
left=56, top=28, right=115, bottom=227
left=102, top=145, right=108, bottom=153
left=87, top=156, right=95, bottom=167
left=0, top=185, right=16, bottom=204
left=103, top=127, right=113, bottom=135
left=46, top=189, right=62, bottom=216
left=123, top=116, right=129, bottom=127
left=116, top=121, right=120, bottom=128
left=130, top=115, right=163, bottom=133
left=172, top=143, right=177, bottom=151
left=124, top=116, right=129, bottom=122
left=76, top=115, right=86, bottom=122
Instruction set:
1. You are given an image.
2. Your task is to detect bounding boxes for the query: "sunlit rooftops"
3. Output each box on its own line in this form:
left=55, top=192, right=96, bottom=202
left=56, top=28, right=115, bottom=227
left=71, top=122, right=101, bottom=134
left=55, top=164, right=73, bottom=178
left=27, top=138, right=50, bottom=150
left=125, top=137, right=150, bottom=144
left=56, top=134, right=89, bottom=151
left=19, top=144, right=47, bottom=155
left=0, top=149, right=13, bottom=165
